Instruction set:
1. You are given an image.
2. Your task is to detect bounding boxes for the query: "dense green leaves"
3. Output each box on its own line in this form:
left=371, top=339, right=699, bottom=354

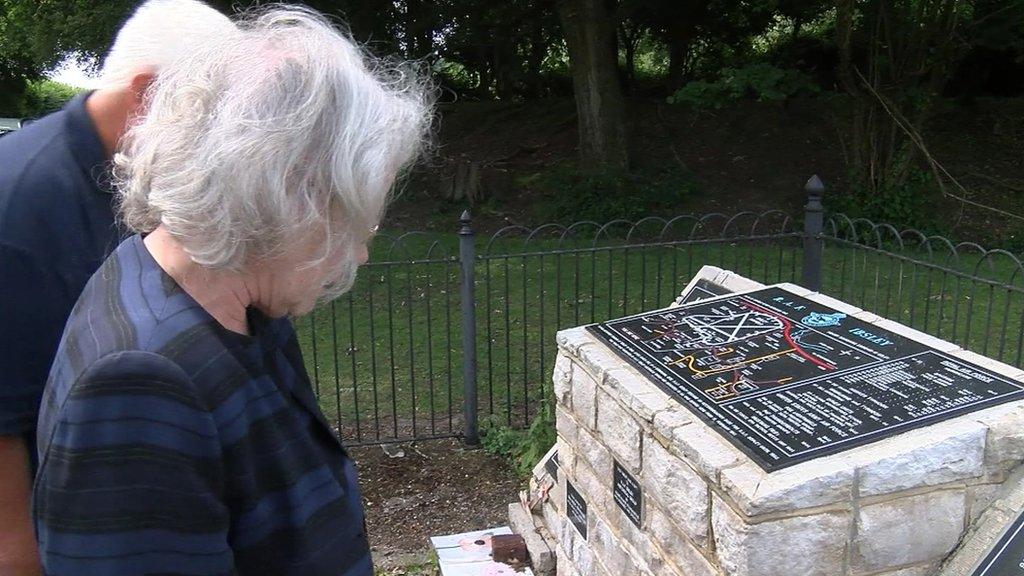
left=2, top=0, right=1022, bottom=106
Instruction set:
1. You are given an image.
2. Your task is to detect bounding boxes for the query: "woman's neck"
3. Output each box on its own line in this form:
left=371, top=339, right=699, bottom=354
left=143, top=226, right=259, bottom=336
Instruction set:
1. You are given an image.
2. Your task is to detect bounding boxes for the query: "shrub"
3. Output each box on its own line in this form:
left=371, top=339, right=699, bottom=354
left=668, top=63, right=820, bottom=111
left=830, top=167, right=944, bottom=233
left=480, top=400, right=555, bottom=478
left=20, top=79, right=83, bottom=118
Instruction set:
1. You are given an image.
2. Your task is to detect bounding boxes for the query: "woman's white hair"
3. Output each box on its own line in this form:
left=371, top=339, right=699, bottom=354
left=115, top=5, right=433, bottom=301
left=100, top=0, right=237, bottom=89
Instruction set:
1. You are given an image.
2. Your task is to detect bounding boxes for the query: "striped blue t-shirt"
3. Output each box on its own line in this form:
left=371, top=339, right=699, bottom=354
left=34, top=234, right=372, bottom=576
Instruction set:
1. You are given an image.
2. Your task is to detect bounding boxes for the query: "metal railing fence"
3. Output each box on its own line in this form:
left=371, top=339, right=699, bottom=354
left=295, top=176, right=1024, bottom=446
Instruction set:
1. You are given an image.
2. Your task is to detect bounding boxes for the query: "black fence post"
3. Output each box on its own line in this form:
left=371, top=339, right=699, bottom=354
left=802, top=175, right=825, bottom=291
left=458, top=210, right=480, bottom=445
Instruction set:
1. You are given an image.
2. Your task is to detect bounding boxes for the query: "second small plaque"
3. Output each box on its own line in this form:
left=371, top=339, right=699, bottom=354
left=613, top=460, right=642, bottom=528
left=566, top=480, right=588, bottom=540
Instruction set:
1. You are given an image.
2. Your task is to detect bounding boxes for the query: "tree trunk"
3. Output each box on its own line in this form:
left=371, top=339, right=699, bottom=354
left=557, top=0, right=629, bottom=172
left=666, top=40, right=688, bottom=91
left=619, top=23, right=641, bottom=90
left=663, top=7, right=704, bottom=92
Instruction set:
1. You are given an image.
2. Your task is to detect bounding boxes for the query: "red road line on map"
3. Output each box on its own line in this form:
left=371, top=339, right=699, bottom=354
left=740, top=301, right=834, bottom=371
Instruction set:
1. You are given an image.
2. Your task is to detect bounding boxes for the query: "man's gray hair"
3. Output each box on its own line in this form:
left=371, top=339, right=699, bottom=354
left=115, top=6, right=433, bottom=300
left=100, top=0, right=237, bottom=89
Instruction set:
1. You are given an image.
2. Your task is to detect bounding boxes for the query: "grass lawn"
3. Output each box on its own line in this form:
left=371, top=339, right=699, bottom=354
left=295, top=230, right=1024, bottom=445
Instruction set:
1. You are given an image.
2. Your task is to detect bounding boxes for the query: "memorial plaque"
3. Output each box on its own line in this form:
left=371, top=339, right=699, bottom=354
left=613, top=460, right=642, bottom=528
left=678, top=278, right=733, bottom=305
left=972, top=511, right=1024, bottom=575
left=566, top=480, right=588, bottom=540
left=587, top=286, right=1024, bottom=471
left=544, top=450, right=559, bottom=480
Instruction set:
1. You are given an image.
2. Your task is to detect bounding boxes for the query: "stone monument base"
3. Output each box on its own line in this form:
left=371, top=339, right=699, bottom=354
left=511, top=268, right=1024, bottom=576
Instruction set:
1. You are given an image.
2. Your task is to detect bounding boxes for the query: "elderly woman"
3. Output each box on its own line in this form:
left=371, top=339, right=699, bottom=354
left=32, top=6, right=430, bottom=576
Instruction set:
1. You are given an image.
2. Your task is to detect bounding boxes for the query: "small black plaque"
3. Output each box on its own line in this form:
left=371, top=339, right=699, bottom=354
left=679, top=278, right=733, bottom=305
left=545, top=450, right=559, bottom=480
left=613, top=460, right=642, bottom=528
left=566, top=480, right=587, bottom=540
left=972, top=511, right=1024, bottom=575
left=587, top=287, right=1024, bottom=471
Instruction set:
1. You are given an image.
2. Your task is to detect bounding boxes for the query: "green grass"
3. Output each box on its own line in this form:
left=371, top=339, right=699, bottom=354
left=296, top=230, right=1024, bottom=444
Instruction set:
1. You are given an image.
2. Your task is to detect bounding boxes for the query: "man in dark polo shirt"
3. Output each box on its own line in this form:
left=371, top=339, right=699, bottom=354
left=0, top=2, right=236, bottom=573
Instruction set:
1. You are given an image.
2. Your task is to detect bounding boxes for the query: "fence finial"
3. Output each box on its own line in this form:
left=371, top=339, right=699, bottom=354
left=460, top=210, right=473, bottom=236
left=802, top=175, right=825, bottom=291
left=805, top=174, right=826, bottom=196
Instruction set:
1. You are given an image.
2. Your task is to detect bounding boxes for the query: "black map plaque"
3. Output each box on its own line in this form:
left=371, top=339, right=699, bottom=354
left=613, top=460, right=642, bottom=528
left=972, top=511, right=1024, bottom=575
left=586, top=286, right=1024, bottom=471
left=678, top=278, right=733, bottom=305
left=566, top=480, right=588, bottom=540
left=545, top=450, right=559, bottom=480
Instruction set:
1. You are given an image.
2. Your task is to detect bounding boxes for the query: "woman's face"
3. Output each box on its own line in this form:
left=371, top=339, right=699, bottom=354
left=256, top=231, right=372, bottom=319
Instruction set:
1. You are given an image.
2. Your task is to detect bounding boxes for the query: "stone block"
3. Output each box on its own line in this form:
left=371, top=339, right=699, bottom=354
left=652, top=410, right=692, bottom=444
left=606, top=500, right=656, bottom=570
left=556, top=551, right=577, bottom=576
left=719, top=457, right=854, bottom=516
left=556, top=406, right=579, bottom=448
left=775, top=282, right=812, bottom=297
left=856, top=419, right=987, bottom=497
left=570, top=367, right=598, bottom=430
left=553, top=352, right=574, bottom=407
left=967, top=483, right=1002, bottom=525
left=604, top=367, right=672, bottom=422
left=555, top=435, right=575, bottom=479
left=711, top=495, right=848, bottom=576
left=573, top=456, right=611, bottom=513
left=569, top=520, right=595, bottom=575
left=854, top=310, right=883, bottom=323
left=718, top=272, right=766, bottom=294
left=939, top=503, right=1014, bottom=576
left=976, top=402, right=1024, bottom=475
left=854, top=489, right=966, bottom=573
left=596, top=390, right=642, bottom=472
left=642, top=434, right=710, bottom=546
left=556, top=327, right=593, bottom=357
left=667, top=421, right=744, bottom=482
left=647, top=506, right=718, bottom=576
left=575, top=341, right=624, bottom=387
left=542, top=498, right=562, bottom=534
left=589, top=515, right=638, bottom=576
left=576, top=424, right=613, bottom=481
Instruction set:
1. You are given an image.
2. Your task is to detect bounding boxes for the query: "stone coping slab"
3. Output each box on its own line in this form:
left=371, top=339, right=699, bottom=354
left=556, top=282, right=1024, bottom=517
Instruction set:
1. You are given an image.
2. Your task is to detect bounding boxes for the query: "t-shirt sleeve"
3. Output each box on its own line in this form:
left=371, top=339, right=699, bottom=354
left=0, top=242, right=68, bottom=437
left=33, top=351, right=235, bottom=576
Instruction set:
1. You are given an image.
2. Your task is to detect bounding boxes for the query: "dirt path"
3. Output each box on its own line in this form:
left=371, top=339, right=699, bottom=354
left=350, top=439, right=523, bottom=570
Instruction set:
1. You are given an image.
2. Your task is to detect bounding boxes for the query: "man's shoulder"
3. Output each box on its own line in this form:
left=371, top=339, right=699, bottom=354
left=0, top=110, right=81, bottom=246
left=0, top=110, right=70, bottom=187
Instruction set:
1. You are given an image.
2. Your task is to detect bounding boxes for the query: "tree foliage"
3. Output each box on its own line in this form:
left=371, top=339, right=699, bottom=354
left=834, top=0, right=1024, bottom=225
left=2, top=0, right=1022, bottom=179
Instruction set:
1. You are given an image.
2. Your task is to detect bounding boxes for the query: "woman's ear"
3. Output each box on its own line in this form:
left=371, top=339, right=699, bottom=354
left=126, top=68, right=158, bottom=116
